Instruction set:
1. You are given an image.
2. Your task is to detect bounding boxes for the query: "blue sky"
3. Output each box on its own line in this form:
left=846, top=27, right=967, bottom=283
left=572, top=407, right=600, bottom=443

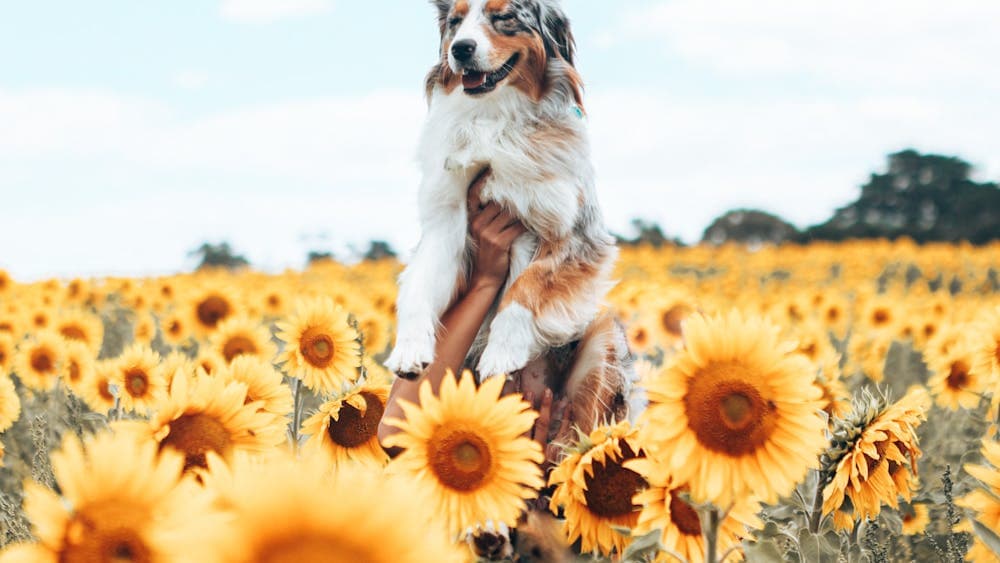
left=2, top=0, right=998, bottom=280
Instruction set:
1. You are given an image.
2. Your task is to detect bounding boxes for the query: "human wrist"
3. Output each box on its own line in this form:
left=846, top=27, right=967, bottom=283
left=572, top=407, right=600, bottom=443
left=469, top=274, right=505, bottom=294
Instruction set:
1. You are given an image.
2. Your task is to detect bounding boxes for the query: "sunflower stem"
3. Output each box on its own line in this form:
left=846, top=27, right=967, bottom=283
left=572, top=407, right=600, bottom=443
left=292, top=378, right=303, bottom=454
left=809, top=471, right=827, bottom=533
left=705, top=506, right=720, bottom=563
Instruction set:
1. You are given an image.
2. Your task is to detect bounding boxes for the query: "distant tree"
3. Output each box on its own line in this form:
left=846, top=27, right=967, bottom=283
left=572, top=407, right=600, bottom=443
left=189, top=242, right=250, bottom=271
left=702, top=209, right=801, bottom=246
left=307, top=250, right=336, bottom=264
left=806, top=150, right=1000, bottom=244
left=616, top=218, right=683, bottom=248
left=360, top=240, right=398, bottom=261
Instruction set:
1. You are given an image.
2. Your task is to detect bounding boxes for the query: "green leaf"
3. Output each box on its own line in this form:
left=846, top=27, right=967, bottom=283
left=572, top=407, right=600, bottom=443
left=622, top=528, right=664, bottom=562
left=742, top=539, right=786, bottom=563
left=973, top=520, right=1000, bottom=557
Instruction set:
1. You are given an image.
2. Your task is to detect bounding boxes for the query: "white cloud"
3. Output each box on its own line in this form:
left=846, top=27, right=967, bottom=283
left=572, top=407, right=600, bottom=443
left=219, top=0, right=334, bottom=24
left=171, top=70, right=210, bottom=90
left=618, top=1, right=1000, bottom=91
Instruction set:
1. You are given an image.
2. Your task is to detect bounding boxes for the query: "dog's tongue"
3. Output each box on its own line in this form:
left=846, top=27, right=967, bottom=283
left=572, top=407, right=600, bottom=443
left=463, top=71, right=486, bottom=90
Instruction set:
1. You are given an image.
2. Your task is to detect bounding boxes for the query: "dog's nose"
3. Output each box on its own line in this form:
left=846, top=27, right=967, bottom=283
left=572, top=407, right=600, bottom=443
left=451, top=39, right=477, bottom=62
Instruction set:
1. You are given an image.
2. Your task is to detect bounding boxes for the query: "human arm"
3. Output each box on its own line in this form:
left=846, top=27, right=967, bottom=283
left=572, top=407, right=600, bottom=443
left=378, top=173, right=527, bottom=451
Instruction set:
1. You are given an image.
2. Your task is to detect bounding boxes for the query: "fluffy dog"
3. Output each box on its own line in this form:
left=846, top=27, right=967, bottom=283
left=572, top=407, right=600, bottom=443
left=385, top=0, right=618, bottom=381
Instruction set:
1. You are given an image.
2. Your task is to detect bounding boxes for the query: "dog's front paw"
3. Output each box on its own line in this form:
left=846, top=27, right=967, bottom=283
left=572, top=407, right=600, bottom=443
left=477, top=305, right=538, bottom=379
left=385, top=329, right=436, bottom=378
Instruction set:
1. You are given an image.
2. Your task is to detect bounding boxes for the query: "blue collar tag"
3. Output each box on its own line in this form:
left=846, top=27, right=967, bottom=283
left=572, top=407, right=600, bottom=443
left=570, top=105, right=585, bottom=120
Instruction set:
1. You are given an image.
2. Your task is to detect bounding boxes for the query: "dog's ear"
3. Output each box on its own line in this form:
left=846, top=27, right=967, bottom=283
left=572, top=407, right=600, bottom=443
left=538, top=3, right=576, bottom=66
left=431, top=0, right=452, bottom=32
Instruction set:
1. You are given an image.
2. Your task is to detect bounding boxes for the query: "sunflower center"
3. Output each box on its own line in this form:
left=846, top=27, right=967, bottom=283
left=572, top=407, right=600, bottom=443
left=160, top=413, right=232, bottom=471
left=661, top=305, right=690, bottom=337
left=222, top=336, right=258, bottom=362
left=61, top=326, right=88, bottom=343
left=68, top=360, right=82, bottom=383
left=633, top=328, right=648, bottom=346
left=827, top=307, right=841, bottom=322
left=30, top=348, right=55, bottom=373
left=258, top=537, right=367, bottom=563
left=99, top=379, right=115, bottom=401
left=62, top=502, right=153, bottom=563
left=582, top=443, right=645, bottom=518
left=124, top=368, right=150, bottom=398
left=668, top=491, right=702, bottom=536
left=684, top=361, right=775, bottom=457
left=327, top=391, right=385, bottom=448
left=946, top=360, right=970, bottom=390
left=196, top=295, right=231, bottom=329
left=428, top=428, right=494, bottom=492
left=872, top=309, right=890, bottom=326
left=863, top=440, right=891, bottom=477
left=300, top=327, right=336, bottom=368
left=167, top=320, right=182, bottom=336
left=993, top=340, right=1000, bottom=366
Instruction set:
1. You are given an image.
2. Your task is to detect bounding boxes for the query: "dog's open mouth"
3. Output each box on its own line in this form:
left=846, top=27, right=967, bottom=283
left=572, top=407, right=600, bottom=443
left=462, top=53, right=520, bottom=95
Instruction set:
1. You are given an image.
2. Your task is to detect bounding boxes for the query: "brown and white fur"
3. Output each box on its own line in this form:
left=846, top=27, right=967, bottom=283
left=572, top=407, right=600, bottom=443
left=385, top=0, right=618, bottom=383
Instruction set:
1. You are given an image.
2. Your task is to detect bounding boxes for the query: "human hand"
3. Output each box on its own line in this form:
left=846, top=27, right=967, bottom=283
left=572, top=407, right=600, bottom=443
left=467, top=171, right=527, bottom=289
left=526, top=389, right=572, bottom=475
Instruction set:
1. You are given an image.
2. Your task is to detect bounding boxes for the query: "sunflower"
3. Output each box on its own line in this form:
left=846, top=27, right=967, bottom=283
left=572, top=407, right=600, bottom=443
left=0, top=375, right=21, bottom=432
left=0, top=333, right=15, bottom=375
left=203, top=453, right=463, bottom=563
left=79, top=360, right=118, bottom=413
left=638, top=311, right=827, bottom=507
left=161, top=310, right=191, bottom=346
left=974, top=305, right=1000, bottom=377
left=149, top=371, right=286, bottom=472
left=112, top=344, right=166, bottom=414
left=194, top=349, right=226, bottom=377
left=900, top=503, right=930, bottom=535
left=626, top=455, right=761, bottom=563
left=276, top=297, right=361, bottom=393
left=848, top=333, right=893, bottom=383
left=53, top=308, right=104, bottom=355
left=61, top=340, right=95, bottom=398
left=961, top=440, right=1000, bottom=534
left=926, top=338, right=987, bottom=411
left=209, top=316, right=277, bottom=365
left=821, top=388, right=929, bottom=529
left=301, top=380, right=390, bottom=468
left=548, top=422, right=647, bottom=556
left=219, top=356, right=293, bottom=417
left=20, top=430, right=225, bottom=563
left=186, top=283, right=241, bottom=337
left=383, top=370, right=544, bottom=536
left=12, top=331, right=65, bottom=392
left=131, top=312, right=157, bottom=345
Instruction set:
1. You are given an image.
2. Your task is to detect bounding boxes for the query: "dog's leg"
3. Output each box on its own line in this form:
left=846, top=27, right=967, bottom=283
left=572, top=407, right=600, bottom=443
left=562, top=313, right=633, bottom=433
left=476, top=239, right=616, bottom=379
left=385, top=183, right=468, bottom=377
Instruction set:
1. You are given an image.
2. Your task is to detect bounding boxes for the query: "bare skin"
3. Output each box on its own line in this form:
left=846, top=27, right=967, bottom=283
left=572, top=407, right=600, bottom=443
left=378, top=171, right=571, bottom=463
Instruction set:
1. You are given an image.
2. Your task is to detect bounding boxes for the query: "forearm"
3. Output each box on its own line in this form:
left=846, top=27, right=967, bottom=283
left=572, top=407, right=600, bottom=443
left=379, top=276, right=503, bottom=444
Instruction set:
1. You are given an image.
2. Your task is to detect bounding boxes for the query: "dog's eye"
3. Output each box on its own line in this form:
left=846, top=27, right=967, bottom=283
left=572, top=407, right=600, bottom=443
left=448, top=16, right=463, bottom=28
left=492, top=13, right=515, bottom=22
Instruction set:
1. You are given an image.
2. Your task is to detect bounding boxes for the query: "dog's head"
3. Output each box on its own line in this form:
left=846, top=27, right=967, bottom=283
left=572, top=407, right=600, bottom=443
left=427, top=0, right=580, bottom=103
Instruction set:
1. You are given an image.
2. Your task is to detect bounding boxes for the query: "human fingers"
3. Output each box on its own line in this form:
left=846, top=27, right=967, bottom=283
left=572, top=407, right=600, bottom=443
left=496, top=221, right=528, bottom=247
left=470, top=202, right=503, bottom=234
left=480, top=207, right=520, bottom=240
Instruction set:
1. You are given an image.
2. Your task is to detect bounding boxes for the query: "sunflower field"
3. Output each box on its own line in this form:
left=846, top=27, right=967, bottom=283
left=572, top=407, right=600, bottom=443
left=0, top=239, right=999, bottom=562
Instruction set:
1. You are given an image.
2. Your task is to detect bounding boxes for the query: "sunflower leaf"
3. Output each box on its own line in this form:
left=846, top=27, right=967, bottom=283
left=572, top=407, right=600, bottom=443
left=622, top=529, right=663, bottom=561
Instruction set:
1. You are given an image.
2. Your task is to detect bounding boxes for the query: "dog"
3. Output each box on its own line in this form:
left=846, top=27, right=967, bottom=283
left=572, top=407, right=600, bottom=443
left=385, top=0, right=618, bottom=383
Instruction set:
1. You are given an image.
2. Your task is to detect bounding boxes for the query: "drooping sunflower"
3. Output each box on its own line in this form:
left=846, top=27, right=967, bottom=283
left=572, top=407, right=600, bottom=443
left=926, top=338, right=988, bottom=411
left=301, top=380, right=390, bottom=468
left=209, top=316, right=277, bottom=365
left=548, top=422, right=647, bottom=556
left=626, top=454, right=761, bottom=563
left=112, top=344, right=166, bottom=414
left=12, top=331, right=65, bottom=392
left=638, top=311, right=827, bottom=507
left=276, top=297, right=361, bottom=394
left=53, top=308, right=104, bottom=355
left=219, top=356, right=293, bottom=417
left=203, top=453, right=463, bottom=563
left=79, top=360, right=118, bottom=413
left=821, top=388, right=929, bottom=529
left=149, top=372, right=286, bottom=472
left=0, top=375, right=21, bottom=432
left=383, top=371, right=544, bottom=536
left=20, top=430, right=225, bottom=563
